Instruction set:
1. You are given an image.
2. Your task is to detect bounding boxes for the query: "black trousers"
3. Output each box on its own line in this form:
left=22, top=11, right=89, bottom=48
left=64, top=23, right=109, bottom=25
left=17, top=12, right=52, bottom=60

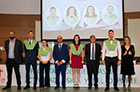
left=86, top=60, right=99, bottom=87
left=105, top=57, right=118, bottom=87
left=39, top=62, right=50, bottom=87
left=6, top=59, right=21, bottom=87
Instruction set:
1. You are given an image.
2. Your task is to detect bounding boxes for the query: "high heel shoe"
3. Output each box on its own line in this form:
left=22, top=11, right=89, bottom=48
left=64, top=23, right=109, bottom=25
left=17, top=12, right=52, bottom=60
left=73, top=84, right=77, bottom=90
left=77, top=84, right=80, bottom=90
left=128, top=86, right=131, bottom=91
left=123, top=86, right=126, bottom=91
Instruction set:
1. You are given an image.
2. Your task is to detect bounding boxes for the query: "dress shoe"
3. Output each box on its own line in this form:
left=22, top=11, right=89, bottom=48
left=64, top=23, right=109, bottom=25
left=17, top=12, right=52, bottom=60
left=54, top=86, right=59, bottom=89
left=88, top=86, right=92, bottom=89
left=33, top=85, right=37, bottom=90
left=95, top=86, right=98, bottom=89
left=63, top=86, right=66, bottom=89
left=24, top=85, right=30, bottom=90
left=114, top=86, right=119, bottom=91
left=17, top=86, right=21, bottom=90
left=104, top=87, right=109, bottom=91
left=2, top=86, right=11, bottom=90
left=128, top=86, right=131, bottom=91
left=123, top=86, right=126, bottom=91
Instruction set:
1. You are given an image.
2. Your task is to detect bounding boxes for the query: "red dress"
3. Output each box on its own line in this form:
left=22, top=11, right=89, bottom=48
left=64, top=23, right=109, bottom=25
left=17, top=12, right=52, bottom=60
left=69, top=44, right=85, bottom=69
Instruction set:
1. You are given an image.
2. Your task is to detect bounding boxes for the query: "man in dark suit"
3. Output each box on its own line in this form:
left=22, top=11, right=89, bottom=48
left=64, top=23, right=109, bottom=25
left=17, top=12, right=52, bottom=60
left=85, top=35, right=101, bottom=89
left=3, top=30, right=23, bottom=90
left=23, top=31, right=39, bottom=90
left=53, top=36, right=69, bottom=89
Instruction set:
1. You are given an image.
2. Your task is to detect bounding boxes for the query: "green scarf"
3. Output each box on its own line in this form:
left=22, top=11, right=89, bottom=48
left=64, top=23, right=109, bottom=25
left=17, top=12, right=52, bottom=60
left=105, top=39, right=118, bottom=51
left=24, top=39, right=38, bottom=50
left=69, top=43, right=84, bottom=56
left=39, top=47, right=51, bottom=56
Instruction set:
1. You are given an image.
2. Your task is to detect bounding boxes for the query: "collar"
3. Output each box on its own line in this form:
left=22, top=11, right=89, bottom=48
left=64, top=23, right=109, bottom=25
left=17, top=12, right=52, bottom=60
left=28, top=39, right=33, bottom=41
left=89, top=14, right=93, bottom=17
left=90, top=43, right=95, bottom=46
left=107, top=13, right=113, bottom=17
left=109, top=38, right=114, bottom=41
left=9, top=38, right=16, bottom=42
left=58, top=43, right=63, bottom=46
left=69, top=14, right=74, bottom=17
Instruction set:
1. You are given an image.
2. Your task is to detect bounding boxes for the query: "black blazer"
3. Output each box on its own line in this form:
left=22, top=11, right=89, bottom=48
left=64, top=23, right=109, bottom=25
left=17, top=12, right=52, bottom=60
left=85, top=43, right=101, bottom=62
left=5, top=39, right=23, bottom=64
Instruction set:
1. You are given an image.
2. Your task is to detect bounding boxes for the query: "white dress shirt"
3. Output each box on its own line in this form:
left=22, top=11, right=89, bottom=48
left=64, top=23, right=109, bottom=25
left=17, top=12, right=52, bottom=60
left=90, top=43, right=96, bottom=60
left=102, top=38, right=121, bottom=60
left=28, top=39, right=33, bottom=44
left=8, top=39, right=16, bottom=59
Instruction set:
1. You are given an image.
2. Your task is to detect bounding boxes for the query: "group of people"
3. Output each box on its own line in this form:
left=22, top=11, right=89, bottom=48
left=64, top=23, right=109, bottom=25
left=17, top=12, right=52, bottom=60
left=2, top=30, right=135, bottom=91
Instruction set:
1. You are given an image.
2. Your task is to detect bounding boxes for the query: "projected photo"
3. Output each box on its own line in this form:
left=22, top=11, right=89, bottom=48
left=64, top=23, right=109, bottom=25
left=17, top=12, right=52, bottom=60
left=102, top=4, right=119, bottom=25
left=83, top=5, right=100, bottom=25
left=64, top=6, right=80, bottom=27
left=45, top=6, right=61, bottom=26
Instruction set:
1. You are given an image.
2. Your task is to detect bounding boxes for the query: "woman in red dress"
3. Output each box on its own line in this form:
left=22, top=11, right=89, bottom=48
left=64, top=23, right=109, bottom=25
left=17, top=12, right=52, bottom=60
left=69, top=34, right=85, bottom=89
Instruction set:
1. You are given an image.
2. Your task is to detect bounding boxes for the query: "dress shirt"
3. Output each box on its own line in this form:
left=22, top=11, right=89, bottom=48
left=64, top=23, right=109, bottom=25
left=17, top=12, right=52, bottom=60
left=102, top=38, right=121, bottom=60
left=8, top=39, right=16, bottom=59
left=90, top=43, right=95, bottom=60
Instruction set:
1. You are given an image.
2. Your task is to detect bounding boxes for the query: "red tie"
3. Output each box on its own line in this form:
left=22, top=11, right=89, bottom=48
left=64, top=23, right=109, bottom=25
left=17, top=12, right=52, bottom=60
left=109, top=39, right=113, bottom=41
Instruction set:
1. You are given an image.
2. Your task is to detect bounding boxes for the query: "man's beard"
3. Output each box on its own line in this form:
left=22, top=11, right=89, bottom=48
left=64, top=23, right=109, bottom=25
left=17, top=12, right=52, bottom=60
left=9, top=37, right=15, bottom=40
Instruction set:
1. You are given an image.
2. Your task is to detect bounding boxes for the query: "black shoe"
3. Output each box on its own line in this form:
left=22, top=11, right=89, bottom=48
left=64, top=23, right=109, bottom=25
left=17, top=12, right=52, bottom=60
left=54, top=86, right=59, bottom=89
left=114, top=87, right=119, bottom=91
left=63, top=86, right=66, bottom=89
left=24, top=85, right=30, bottom=90
left=2, top=86, right=11, bottom=90
left=104, top=87, right=109, bottom=91
left=33, top=85, right=37, bottom=90
left=88, top=86, right=92, bottom=89
left=17, top=86, right=21, bottom=90
left=95, top=86, right=98, bottom=89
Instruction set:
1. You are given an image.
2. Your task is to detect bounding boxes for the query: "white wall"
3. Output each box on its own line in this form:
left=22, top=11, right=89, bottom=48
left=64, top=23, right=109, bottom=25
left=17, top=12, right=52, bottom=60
left=0, top=0, right=140, bottom=14
left=128, top=19, right=140, bottom=57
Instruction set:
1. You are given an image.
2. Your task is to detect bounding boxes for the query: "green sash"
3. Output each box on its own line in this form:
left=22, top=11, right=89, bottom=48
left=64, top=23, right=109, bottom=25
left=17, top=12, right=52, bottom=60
left=24, top=39, right=38, bottom=50
left=105, top=39, right=118, bottom=51
left=39, top=47, right=51, bottom=56
left=69, top=43, right=84, bottom=56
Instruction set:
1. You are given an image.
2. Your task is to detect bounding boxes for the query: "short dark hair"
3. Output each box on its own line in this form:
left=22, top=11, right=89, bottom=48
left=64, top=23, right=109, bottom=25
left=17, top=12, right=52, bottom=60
left=9, top=30, right=15, bottom=34
left=50, top=7, right=56, bottom=11
left=108, top=29, right=114, bottom=33
left=41, top=39, right=48, bottom=47
left=28, top=30, right=34, bottom=34
left=90, top=35, right=96, bottom=39
left=73, top=34, right=81, bottom=45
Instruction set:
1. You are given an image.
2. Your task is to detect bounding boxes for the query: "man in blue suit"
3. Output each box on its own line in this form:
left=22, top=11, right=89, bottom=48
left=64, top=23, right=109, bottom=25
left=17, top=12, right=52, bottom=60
left=53, top=36, right=69, bottom=89
left=23, top=31, right=39, bottom=90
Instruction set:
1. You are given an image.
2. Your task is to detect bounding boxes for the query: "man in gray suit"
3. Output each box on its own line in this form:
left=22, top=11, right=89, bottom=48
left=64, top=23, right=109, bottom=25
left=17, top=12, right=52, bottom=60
left=3, top=30, right=23, bottom=90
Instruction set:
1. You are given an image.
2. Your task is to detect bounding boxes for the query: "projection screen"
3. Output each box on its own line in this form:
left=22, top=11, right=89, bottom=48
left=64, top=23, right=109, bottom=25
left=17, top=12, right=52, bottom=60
left=41, top=0, right=124, bottom=40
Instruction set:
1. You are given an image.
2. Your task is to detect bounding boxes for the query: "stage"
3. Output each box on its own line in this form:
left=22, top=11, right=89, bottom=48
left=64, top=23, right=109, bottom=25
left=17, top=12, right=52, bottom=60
left=0, top=86, right=140, bottom=92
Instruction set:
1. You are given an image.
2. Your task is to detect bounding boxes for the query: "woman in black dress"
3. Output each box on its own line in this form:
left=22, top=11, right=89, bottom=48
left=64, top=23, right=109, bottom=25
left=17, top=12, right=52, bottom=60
left=121, top=36, right=135, bottom=91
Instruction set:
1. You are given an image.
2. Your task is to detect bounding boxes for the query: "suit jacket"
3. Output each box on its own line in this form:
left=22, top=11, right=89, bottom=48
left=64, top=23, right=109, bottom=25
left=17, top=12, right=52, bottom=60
left=24, top=41, right=39, bottom=63
left=5, top=39, right=23, bottom=64
left=53, top=43, right=69, bottom=64
left=85, top=43, right=101, bottom=63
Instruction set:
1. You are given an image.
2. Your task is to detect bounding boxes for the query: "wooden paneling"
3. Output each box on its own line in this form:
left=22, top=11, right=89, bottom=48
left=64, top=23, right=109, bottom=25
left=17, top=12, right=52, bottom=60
left=124, top=12, right=140, bottom=35
left=0, top=14, right=40, bottom=64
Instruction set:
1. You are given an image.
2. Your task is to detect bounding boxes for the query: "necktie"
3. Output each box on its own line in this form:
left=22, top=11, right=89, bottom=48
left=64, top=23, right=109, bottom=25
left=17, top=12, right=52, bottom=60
left=92, top=45, right=94, bottom=60
left=59, top=44, right=61, bottom=51
left=29, top=40, right=31, bottom=45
